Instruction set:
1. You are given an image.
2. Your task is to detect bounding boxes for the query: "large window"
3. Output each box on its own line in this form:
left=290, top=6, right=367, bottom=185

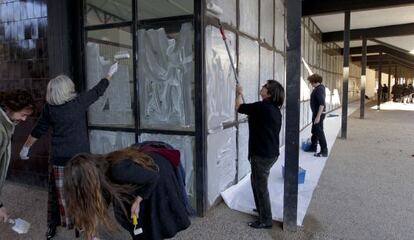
left=82, top=0, right=196, bottom=209
left=86, top=27, right=134, bottom=128
left=85, top=0, right=132, bottom=26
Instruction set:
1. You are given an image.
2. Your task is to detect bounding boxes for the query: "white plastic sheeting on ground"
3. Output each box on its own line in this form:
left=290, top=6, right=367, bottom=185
left=221, top=102, right=360, bottom=225
left=138, top=23, right=194, bottom=130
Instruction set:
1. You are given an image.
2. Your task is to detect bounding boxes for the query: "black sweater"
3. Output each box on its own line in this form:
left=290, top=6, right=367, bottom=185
left=238, top=100, right=282, bottom=158
left=31, top=79, right=109, bottom=166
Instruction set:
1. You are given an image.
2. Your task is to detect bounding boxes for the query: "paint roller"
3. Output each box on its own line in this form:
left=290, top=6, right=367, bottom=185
left=114, top=51, right=130, bottom=62
left=302, top=57, right=314, bottom=75
left=207, top=2, right=245, bottom=103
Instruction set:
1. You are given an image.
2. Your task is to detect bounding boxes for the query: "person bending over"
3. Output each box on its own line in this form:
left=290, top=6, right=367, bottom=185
left=64, top=147, right=191, bottom=240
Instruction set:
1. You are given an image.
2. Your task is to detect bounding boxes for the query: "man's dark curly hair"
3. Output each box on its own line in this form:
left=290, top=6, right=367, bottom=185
left=0, top=89, right=35, bottom=112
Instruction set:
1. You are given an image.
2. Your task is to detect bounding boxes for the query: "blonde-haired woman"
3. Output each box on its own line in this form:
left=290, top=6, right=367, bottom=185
left=19, top=63, right=118, bottom=239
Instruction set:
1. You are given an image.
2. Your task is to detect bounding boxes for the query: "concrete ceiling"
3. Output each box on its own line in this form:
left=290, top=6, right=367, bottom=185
left=311, top=5, right=414, bottom=32
left=311, top=4, right=414, bottom=53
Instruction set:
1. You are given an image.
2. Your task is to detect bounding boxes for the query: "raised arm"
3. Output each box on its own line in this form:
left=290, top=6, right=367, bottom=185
left=78, top=62, right=119, bottom=109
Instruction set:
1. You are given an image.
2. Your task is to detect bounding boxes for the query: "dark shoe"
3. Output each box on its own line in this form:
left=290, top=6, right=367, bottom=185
left=304, top=147, right=317, bottom=153
left=253, top=208, right=258, bottom=212
left=46, top=225, right=57, bottom=240
left=248, top=221, right=272, bottom=229
left=314, top=152, right=328, bottom=157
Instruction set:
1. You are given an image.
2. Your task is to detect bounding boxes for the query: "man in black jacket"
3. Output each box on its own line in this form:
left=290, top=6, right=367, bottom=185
left=0, top=90, right=34, bottom=222
left=305, top=74, right=328, bottom=157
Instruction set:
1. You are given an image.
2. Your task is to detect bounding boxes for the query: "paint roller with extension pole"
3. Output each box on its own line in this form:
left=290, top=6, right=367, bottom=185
left=114, top=51, right=130, bottom=62
left=207, top=3, right=245, bottom=103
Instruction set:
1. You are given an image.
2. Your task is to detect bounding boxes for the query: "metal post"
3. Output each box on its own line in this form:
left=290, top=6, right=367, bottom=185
left=341, top=11, right=350, bottom=139
left=377, top=52, right=382, bottom=110
left=388, top=63, right=391, bottom=101
left=360, top=36, right=366, bottom=119
left=283, top=0, right=301, bottom=232
left=395, top=65, right=398, bottom=85
left=194, top=0, right=207, bottom=217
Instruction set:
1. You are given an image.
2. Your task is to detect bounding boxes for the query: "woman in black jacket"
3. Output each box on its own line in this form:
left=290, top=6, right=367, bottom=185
left=19, top=62, right=118, bottom=239
left=236, top=80, right=284, bottom=229
left=64, top=147, right=191, bottom=240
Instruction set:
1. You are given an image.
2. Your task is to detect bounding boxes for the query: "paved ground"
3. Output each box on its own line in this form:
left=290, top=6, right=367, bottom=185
left=1, top=102, right=414, bottom=240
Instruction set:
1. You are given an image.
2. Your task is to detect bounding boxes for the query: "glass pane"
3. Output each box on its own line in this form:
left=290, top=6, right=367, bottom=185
left=138, top=22, right=194, bottom=131
left=237, top=123, right=249, bottom=181
left=275, top=0, right=284, bottom=51
left=89, top=130, right=135, bottom=154
left=260, top=47, right=273, bottom=87
left=238, top=36, right=259, bottom=106
left=86, top=27, right=134, bottom=128
left=138, top=0, right=193, bottom=20
left=139, top=133, right=195, bottom=201
left=260, top=0, right=273, bottom=45
left=85, top=0, right=132, bottom=26
left=207, top=127, right=236, bottom=206
left=239, top=0, right=258, bottom=38
left=205, top=25, right=236, bottom=132
left=274, top=52, right=284, bottom=87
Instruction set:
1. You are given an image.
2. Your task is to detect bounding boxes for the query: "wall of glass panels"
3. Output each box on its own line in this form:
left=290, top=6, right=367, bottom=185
left=83, top=0, right=196, bottom=208
left=0, top=0, right=49, bottom=186
left=204, top=0, right=286, bottom=207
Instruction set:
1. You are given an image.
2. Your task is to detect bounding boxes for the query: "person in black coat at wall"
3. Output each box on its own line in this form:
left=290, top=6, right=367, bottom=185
left=64, top=147, right=191, bottom=240
left=305, top=73, right=328, bottom=157
left=236, top=80, right=285, bottom=229
left=19, top=62, right=119, bottom=239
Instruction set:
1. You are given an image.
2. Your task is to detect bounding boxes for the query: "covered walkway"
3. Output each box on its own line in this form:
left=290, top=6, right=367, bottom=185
left=1, top=101, right=413, bottom=239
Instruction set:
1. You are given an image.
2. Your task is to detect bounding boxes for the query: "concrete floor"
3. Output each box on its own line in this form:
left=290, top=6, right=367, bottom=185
left=1, top=102, right=414, bottom=240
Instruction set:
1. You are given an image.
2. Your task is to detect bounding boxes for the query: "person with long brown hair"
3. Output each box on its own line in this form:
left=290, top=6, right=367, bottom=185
left=64, top=147, right=191, bottom=240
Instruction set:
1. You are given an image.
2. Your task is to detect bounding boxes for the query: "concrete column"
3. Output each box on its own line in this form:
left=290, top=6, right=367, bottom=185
left=283, top=0, right=301, bottom=232
left=377, top=52, right=382, bottom=110
left=341, top=11, right=350, bottom=139
left=360, top=36, right=366, bottom=119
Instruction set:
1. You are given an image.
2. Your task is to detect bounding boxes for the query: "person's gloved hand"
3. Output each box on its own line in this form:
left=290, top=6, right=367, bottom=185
left=106, top=62, right=119, bottom=80
left=0, top=205, right=9, bottom=223
left=19, top=146, right=30, bottom=160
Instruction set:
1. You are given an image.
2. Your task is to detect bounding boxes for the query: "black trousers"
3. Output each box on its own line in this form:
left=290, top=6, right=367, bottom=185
left=311, top=114, right=327, bottom=153
left=250, top=155, right=277, bottom=224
